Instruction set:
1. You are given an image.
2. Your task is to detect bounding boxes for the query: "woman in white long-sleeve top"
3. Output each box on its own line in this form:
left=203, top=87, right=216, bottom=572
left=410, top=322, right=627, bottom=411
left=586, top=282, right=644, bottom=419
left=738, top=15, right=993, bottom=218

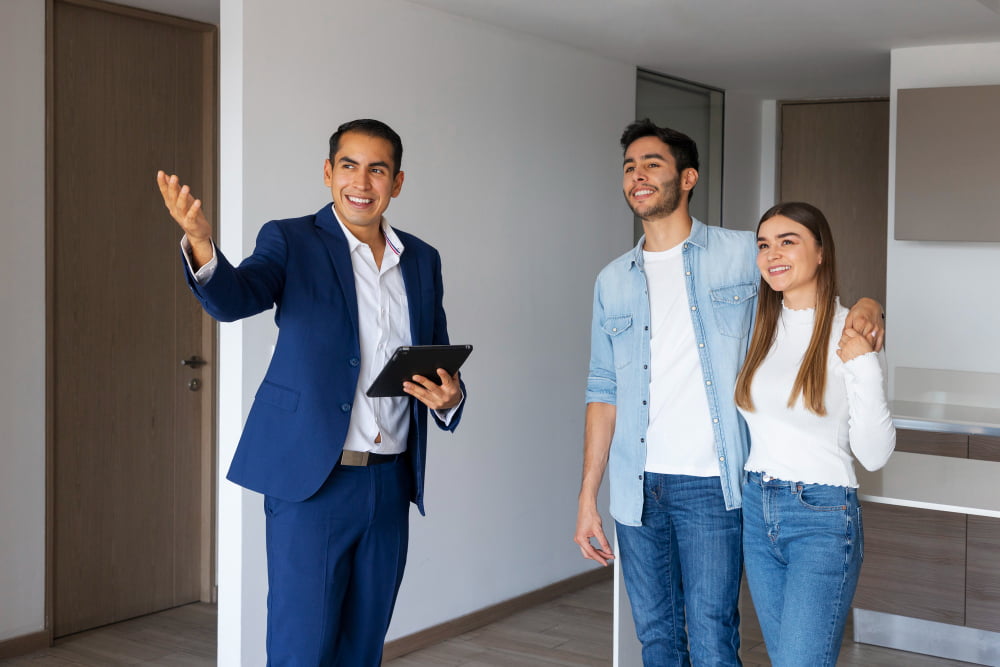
left=734, top=201, right=896, bottom=667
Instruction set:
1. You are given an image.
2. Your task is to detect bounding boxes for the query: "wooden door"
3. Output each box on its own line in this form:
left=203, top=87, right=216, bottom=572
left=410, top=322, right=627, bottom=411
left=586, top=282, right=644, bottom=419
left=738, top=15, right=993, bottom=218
left=779, top=100, right=889, bottom=307
left=50, top=0, right=216, bottom=637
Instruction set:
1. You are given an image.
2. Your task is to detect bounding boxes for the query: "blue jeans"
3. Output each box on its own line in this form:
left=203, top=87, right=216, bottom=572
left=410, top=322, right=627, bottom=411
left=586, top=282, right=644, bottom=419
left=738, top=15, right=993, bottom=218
left=616, top=473, right=743, bottom=666
left=742, top=472, right=863, bottom=667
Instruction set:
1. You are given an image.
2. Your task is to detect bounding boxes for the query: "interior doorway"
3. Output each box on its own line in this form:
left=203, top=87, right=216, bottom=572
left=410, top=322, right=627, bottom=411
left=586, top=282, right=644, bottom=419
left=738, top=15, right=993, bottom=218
left=48, top=0, right=217, bottom=637
left=779, top=99, right=890, bottom=306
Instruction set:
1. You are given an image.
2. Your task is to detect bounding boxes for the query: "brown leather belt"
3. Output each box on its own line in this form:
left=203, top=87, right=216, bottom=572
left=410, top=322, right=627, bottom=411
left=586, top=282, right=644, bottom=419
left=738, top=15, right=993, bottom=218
left=338, top=450, right=401, bottom=467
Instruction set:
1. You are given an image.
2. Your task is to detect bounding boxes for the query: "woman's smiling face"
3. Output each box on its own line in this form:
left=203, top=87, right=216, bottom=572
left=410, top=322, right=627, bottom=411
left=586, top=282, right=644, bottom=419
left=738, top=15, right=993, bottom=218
left=756, top=214, right=823, bottom=308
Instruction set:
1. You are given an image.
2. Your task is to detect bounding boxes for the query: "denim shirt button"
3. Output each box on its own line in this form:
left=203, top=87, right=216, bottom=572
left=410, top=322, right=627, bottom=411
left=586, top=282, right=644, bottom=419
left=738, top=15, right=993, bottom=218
left=706, top=380, right=712, bottom=386
left=691, top=306, right=697, bottom=311
left=719, top=456, right=725, bottom=462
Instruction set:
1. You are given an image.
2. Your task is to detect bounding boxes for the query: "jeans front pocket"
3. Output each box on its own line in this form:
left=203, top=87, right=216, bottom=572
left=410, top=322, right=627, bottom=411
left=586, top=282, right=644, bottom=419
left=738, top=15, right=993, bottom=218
left=795, top=483, right=849, bottom=511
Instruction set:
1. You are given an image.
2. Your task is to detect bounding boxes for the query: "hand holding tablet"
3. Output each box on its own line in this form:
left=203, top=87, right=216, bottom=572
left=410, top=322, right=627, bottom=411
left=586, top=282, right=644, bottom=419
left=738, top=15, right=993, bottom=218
left=366, top=345, right=473, bottom=398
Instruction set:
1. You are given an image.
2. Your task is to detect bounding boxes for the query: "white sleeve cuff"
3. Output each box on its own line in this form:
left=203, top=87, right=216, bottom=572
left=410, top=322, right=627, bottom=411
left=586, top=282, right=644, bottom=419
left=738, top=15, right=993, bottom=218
left=434, top=389, right=465, bottom=426
left=180, top=236, right=218, bottom=285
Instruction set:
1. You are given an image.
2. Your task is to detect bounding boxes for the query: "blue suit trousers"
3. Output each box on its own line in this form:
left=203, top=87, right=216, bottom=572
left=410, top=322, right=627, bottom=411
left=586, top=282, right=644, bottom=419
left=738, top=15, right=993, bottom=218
left=264, top=459, right=411, bottom=666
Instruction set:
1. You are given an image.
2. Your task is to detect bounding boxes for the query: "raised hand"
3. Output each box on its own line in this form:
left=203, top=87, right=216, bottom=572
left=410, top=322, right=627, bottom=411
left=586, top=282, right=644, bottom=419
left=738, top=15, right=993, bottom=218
left=156, top=170, right=213, bottom=269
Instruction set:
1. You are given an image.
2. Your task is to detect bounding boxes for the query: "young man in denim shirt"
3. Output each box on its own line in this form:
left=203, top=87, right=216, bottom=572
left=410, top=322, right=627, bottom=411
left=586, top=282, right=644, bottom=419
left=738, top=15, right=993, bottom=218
left=573, top=119, right=883, bottom=665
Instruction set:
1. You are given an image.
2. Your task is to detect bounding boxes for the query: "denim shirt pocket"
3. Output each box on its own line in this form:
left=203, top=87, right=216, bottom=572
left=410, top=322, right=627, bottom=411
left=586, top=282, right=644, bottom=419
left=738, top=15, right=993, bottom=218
left=709, top=282, right=757, bottom=338
left=602, top=315, right=634, bottom=369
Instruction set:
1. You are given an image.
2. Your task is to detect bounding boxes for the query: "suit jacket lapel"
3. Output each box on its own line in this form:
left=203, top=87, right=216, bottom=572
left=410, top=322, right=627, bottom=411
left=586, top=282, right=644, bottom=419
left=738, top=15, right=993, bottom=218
left=314, top=205, right=360, bottom=340
left=399, top=248, right=422, bottom=345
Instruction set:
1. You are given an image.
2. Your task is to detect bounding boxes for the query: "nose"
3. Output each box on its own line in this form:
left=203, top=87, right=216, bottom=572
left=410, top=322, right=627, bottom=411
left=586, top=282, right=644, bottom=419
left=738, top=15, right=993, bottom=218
left=352, top=169, right=371, bottom=189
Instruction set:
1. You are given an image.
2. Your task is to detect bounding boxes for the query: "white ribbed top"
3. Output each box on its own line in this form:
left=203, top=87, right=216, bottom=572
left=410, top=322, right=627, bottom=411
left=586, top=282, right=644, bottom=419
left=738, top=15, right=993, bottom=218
left=739, top=302, right=895, bottom=487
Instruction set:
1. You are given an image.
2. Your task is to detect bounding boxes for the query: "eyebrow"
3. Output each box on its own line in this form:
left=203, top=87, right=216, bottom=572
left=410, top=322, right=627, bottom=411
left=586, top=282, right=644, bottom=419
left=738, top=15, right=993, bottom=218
left=757, top=231, right=803, bottom=242
left=623, top=152, right=667, bottom=167
left=337, top=156, right=392, bottom=170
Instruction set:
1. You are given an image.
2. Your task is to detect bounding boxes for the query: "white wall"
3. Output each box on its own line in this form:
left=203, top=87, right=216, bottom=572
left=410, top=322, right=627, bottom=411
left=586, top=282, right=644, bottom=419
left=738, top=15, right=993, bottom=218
left=886, top=43, right=1000, bottom=387
left=0, top=0, right=46, bottom=643
left=218, top=0, right=634, bottom=661
left=721, top=91, right=768, bottom=231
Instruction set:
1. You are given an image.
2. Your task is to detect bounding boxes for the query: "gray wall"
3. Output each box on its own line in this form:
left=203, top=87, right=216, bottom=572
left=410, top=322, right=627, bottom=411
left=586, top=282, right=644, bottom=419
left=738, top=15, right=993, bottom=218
left=216, top=0, right=635, bottom=660
left=0, top=0, right=46, bottom=643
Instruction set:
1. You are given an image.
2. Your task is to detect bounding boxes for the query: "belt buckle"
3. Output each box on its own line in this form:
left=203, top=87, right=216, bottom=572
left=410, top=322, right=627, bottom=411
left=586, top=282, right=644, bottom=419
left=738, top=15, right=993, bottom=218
left=340, top=450, right=370, bottom=466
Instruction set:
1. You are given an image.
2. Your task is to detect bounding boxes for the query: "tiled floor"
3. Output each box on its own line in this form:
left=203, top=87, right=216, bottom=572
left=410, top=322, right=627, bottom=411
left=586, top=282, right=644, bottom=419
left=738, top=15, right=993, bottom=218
left=1, top=578, right=981, bottom=665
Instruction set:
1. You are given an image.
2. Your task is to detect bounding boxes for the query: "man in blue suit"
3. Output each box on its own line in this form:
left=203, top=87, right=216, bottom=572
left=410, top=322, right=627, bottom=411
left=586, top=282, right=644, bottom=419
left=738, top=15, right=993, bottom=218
left=157, top=119, right=465, bottom=666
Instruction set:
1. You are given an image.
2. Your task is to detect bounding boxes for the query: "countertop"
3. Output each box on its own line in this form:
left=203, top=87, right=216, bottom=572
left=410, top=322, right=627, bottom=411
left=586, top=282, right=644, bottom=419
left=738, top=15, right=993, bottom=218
left=891, top=400, right=1000, bottom=437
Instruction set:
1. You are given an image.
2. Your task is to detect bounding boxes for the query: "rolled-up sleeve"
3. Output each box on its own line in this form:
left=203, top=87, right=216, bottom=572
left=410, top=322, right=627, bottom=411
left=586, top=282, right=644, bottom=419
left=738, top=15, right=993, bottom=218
left=586, top=279, right=617, bottom=405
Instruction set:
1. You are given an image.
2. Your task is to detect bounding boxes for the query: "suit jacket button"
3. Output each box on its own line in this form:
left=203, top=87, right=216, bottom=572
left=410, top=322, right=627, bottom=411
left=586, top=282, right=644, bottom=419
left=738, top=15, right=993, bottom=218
left=340, top=403, right=351, bottom=412
left=349, top=358, right=360, bottom=367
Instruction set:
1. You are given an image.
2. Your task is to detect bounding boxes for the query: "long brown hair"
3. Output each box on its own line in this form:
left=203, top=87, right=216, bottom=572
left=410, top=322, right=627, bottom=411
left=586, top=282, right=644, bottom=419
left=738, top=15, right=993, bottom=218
left=735, top=202, right=839, bottom=415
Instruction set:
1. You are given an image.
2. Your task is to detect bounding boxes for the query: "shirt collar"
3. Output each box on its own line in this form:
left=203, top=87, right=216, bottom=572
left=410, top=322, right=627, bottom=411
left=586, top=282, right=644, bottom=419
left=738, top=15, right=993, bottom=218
left=330, top=204, right=406, bottom=257
left=629, top=216, right=707, bottom=269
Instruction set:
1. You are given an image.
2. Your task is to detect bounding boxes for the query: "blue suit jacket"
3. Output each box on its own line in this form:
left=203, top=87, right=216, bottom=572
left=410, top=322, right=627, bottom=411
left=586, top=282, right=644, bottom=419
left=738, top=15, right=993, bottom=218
left=185, top=204, right=463, bottom=512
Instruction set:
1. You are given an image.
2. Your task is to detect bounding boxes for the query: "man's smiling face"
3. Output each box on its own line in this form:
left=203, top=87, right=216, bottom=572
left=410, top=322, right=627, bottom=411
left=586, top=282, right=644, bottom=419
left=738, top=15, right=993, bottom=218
left=325, top=131, right=404, bottom=234
left=622, top=135, right=684, bottom=223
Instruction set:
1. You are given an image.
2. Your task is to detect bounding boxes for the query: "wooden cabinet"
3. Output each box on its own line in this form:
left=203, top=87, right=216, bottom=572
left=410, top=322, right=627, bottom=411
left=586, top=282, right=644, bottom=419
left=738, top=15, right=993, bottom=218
left=895, top=428, right=968, bottom=458
left=967, top=515, right=1000, bottom=632
left=855, top=432, right=1000, bottom=630
left=894, top=430, right=1000, bottom=460
left=854, top=504, right=967, bottom=625
left=970, top=435, right=1000, bottom=462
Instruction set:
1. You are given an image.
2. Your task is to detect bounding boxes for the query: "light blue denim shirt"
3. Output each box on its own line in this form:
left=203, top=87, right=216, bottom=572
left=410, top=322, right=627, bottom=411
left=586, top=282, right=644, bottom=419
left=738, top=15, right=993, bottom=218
left=586, top=218, right=759, bottom=525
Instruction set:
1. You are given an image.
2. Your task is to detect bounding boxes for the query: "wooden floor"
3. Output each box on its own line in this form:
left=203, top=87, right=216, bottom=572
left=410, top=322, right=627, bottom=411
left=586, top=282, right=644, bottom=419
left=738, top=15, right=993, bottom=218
left=1, top=578, right=980, bottom=666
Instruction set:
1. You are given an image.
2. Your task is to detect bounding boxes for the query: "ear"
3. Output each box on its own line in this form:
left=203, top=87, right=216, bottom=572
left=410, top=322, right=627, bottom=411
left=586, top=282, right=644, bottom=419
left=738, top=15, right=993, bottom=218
left=681, top=167, right=699, bottom=193
left=391, top=170, right=405, bottom=198
left=323, top=159, right=333, bottom=187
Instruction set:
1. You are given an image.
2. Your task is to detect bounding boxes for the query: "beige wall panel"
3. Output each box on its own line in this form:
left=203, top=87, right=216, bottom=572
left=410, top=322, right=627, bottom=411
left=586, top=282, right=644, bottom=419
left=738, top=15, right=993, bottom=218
left=895, top=85, right=1000, bottom=242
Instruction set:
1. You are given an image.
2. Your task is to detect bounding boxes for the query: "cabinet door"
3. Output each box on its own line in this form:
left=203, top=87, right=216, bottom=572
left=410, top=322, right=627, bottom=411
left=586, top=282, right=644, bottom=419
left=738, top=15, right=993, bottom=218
left=967, top=515, right=1000, bottom=632
left=854, top=504, right=966, bottom=625
left=969, top=435, right=1000, bottom=462
left=895, top=428, right=968, bottom=458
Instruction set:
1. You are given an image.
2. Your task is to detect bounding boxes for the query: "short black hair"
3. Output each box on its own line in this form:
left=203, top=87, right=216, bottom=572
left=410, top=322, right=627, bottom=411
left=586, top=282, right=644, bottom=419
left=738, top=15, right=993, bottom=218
left=328, top=119, right=403, bottom=175
left=620, top=118, right=700, bottom=182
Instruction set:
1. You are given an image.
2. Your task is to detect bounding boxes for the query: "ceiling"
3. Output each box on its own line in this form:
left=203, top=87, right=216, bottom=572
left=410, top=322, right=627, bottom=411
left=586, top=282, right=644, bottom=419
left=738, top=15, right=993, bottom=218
left=119, top=0, right=1000, bottom=99
left=406, top=0, right=1000, bottom=98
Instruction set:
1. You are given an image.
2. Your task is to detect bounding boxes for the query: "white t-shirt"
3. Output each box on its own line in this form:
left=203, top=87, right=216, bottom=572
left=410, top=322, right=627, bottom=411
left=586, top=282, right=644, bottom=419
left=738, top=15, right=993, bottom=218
left=643, top=244, right=719, bottom=477
left=739, top=301, right=895, bottom=487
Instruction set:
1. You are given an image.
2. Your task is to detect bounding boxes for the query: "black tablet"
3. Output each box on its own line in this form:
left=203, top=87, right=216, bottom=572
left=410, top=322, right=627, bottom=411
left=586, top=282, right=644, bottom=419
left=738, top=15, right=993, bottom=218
left=365, top=344, right=473, bottom=397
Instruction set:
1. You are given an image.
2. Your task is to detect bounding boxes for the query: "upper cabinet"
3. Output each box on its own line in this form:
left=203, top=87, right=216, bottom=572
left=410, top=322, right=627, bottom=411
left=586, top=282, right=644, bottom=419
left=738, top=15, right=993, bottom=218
left=895, top=85, right=1000, bottom=242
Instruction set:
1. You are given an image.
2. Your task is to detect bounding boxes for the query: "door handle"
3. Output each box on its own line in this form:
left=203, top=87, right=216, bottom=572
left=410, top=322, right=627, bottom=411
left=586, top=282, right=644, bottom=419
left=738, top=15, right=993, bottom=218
left=181, top=356, right=207, bottom=369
